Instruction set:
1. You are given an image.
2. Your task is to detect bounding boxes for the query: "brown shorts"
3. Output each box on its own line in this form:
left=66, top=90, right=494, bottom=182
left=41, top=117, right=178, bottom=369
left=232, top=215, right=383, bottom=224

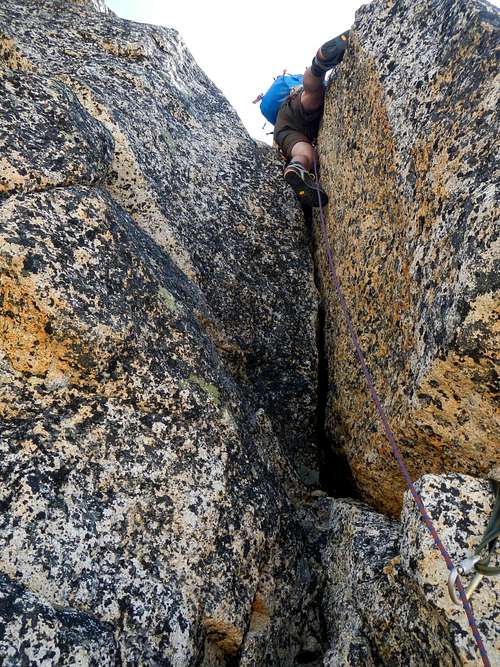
left=273, top=91, right=323, bottom=159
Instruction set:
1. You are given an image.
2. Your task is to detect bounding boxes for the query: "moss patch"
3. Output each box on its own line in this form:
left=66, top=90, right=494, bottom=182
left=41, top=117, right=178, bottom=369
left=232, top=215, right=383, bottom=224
left=158, top=286, right=177, bottom=313
left=186, top=373, right=221, bottom=407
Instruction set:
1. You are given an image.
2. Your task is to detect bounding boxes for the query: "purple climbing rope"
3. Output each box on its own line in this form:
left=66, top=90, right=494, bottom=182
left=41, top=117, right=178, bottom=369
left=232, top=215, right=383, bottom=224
left=312, top=148, right=491, bottom=667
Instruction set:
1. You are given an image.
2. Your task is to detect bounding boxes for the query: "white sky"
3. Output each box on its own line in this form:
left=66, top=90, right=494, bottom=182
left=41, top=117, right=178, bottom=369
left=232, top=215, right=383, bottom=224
left=105, top=0, right=363, bottom=143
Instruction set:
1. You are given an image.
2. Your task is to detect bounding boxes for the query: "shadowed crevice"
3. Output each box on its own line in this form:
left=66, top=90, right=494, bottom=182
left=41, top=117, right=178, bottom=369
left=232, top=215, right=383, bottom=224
left=303, top=203, right=360, bottom=500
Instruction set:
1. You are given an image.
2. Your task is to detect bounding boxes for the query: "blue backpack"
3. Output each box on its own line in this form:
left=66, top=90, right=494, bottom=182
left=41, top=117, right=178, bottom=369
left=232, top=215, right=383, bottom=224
left=258, top=73, right=304, bottom=125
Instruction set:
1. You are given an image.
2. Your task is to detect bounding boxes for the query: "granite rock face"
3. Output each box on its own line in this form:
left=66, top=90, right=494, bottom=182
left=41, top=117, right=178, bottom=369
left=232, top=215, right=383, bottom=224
left=0, top=0, right=320, bottom=664
left=317, top=0, right=499, bottom=515
left=0, top=574, right=118, bottom=665
left=1, top=0, right=499, bottom=664
left=315, top=475, right=499, bottom=666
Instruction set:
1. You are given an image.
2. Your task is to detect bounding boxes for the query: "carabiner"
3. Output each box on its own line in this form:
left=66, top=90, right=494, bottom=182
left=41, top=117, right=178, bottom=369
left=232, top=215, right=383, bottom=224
left=448, top=554, right=483, bottom=605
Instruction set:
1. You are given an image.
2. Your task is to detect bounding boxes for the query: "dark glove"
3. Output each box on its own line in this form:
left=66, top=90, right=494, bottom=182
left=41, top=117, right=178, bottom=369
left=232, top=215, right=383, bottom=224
left=311, top=31, right=350, bottom=77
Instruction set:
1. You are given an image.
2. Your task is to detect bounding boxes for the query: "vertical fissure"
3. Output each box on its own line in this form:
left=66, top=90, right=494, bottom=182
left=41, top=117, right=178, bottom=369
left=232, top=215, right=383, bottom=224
left=304, top=206, right=360, bottom=500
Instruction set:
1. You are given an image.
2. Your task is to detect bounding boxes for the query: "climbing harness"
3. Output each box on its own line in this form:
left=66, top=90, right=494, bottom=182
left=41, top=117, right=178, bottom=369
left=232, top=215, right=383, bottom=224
left=448, top=480, right=500, bottom=605
left=311, top=146, right=493, bottom=667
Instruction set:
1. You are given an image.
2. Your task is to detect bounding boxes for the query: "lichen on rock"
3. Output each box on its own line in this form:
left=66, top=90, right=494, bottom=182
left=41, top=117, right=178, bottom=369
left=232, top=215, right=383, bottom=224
left=313, top=474, right=499, bottom=666
left=0, top=0, right=320, bottom=664
left=317, top=0, right=499, bottom=516
left=0, top=70, right=113, bottom=194
left=1, top=0, right=499, bottom=664
left=0, top=573, right=118, bottom=664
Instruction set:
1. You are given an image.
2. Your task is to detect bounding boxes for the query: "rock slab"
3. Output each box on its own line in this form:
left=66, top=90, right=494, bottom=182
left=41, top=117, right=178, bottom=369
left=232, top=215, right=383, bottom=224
left=0, top=0, right=321, bottom=664
left=317, top=0, right=499, bottom=515
left=316, top=475, right=499, bottom=666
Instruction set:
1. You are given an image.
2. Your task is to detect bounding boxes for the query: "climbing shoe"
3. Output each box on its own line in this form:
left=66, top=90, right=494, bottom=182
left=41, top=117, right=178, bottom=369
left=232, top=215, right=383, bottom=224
left=311, top=31, right=349, bottom=77
left=284, top=160, right=328, bottom=208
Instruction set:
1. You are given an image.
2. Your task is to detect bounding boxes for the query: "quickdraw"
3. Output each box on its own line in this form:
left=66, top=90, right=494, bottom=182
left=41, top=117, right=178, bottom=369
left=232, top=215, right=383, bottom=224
left=448, top=480, right=500, bottom=605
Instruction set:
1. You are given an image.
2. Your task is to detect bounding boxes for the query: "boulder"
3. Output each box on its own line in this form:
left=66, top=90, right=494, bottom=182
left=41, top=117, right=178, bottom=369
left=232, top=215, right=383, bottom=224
left=0, top=0, right=320, bottom=663
left=317, top=0, right=499, bottom=515
left=315, top=474, right=499, bottom=666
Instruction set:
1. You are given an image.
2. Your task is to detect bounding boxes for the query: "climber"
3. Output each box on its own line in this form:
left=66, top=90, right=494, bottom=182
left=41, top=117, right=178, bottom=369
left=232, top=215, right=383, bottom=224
left=255, top=32, right=349, bottom=207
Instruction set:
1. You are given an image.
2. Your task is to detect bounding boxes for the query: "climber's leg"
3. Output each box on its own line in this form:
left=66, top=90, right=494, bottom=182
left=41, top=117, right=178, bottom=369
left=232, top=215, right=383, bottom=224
left=273, top=79, right=327, bottom=208
left=273, top=87, right=323, bottom=163
left=289, top=140, right=314, bottom=171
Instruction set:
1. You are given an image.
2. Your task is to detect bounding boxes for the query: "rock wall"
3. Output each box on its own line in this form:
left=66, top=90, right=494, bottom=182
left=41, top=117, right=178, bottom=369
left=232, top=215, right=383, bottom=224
left=1, top=0, right=499, bottom=665
left=311, top=1, right=499, bottom=663
left=313, top=475, right=499, bottom=666
left=317, top=0, right=499, bottom=516
left=0, top=0, right=322, bottom=664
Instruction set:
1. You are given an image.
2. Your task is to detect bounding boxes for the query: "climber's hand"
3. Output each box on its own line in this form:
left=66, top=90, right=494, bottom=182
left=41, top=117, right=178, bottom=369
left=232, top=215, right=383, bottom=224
left=311, top=31, right=349, bottom=77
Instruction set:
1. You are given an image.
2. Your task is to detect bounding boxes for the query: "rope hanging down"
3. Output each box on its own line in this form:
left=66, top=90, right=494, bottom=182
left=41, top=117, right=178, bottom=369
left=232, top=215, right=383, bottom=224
left=311, top=147, right=492, bottom=667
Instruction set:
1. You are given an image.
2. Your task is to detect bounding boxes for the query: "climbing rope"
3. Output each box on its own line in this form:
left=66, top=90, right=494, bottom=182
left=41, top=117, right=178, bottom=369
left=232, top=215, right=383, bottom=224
left=311, top=147, right=492, bottom=667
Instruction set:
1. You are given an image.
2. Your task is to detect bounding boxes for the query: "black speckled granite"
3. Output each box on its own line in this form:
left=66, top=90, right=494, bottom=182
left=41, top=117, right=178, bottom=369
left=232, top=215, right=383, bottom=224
left=0, top=0, right=320, bottom=664
left=317, top=0, right=499, bottom=516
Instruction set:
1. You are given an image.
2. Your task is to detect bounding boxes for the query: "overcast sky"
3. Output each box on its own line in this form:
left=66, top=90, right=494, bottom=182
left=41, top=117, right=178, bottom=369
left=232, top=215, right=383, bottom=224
left=105, top=0, right=364, bottom=143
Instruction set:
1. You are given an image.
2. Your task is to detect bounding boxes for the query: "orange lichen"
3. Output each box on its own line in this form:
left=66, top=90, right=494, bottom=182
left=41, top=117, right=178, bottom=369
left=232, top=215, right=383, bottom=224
left=0, top=273, right=73, bottom=377
left=202, top=616, right=243, bottom=656
left=317, top=43, right=499, bottom=516
left=0, top=259, right=101, bottom=403
left=0, top=36, right=34, bottom=72
left=249, top=592, right=270, bottom=633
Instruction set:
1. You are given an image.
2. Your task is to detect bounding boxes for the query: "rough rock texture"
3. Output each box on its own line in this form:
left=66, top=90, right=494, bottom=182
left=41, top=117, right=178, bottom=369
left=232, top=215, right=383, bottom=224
left=2, top=0, right=499, bottom=665
left=0, top=0, right=319, bottom=483
left=315, top=474, right=499, bottom=666
left=317, top=0, right=499, bottom=515
left=70, top=0, right=111, bottom=13
left=0, top=574, right=118, bottom=665
left=0, top=1, right=321, bottom=664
